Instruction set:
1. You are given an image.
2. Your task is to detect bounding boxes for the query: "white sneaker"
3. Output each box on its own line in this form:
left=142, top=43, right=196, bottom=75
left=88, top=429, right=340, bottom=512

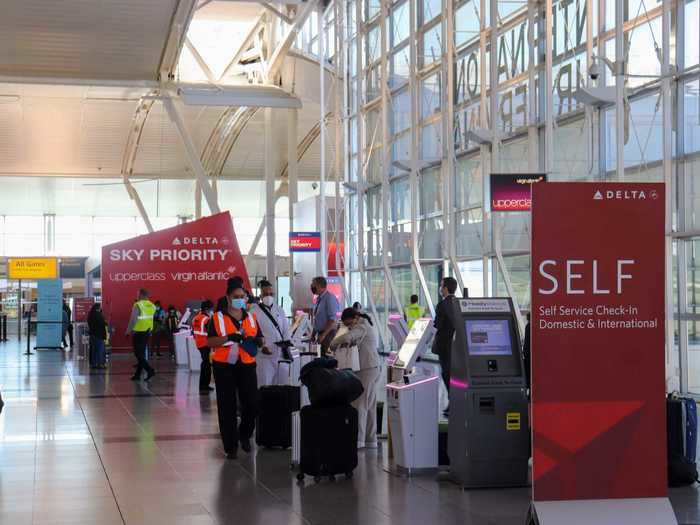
left=365, top=441, right=378, bottom=449
left=357, top=442, right=366, bottom=449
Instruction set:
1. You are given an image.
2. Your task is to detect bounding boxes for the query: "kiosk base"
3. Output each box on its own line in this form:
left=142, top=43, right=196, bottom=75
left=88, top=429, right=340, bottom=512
left=529, top=498, right=678, bottom=525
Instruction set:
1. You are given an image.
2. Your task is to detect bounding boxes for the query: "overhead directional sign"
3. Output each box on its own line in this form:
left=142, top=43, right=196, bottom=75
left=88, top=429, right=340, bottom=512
left=8, top=258, right=58, bottom=280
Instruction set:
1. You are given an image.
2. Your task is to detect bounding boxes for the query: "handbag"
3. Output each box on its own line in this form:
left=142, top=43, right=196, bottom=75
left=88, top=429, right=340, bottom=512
left=334, top=344, right=360, bottom=372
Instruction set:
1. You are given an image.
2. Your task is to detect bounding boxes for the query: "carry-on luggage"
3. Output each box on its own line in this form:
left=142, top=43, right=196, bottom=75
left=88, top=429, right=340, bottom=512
left=667, top=393, right=698, bottom=486
left=296, top=405, right=358, bottom=483
left=256, top=384, right=300, bottom=449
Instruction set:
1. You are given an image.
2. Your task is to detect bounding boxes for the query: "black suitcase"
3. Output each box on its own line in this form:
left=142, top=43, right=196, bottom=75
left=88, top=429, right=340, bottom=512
left=667, top=394, right=699, bottom=486
left=296, top=405, right=358, bottom=482
left=256, top=385, right=300, bottom=449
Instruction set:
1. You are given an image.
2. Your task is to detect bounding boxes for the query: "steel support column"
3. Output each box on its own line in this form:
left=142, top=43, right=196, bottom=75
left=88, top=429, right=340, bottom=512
left=479, top=0, right=489, bottom=296
left=265, top=107, right=276, bottom=281
left=662, top=0, right=676, bottom=380
left=380, top=0, right=404, bottom=317
left=442, top=0, right=464, bottom=293
left=319, top=6, right=328, bottom=277
left=288, top=108, right=299, bottom=290
left=615, top=0, right=625, bottom=180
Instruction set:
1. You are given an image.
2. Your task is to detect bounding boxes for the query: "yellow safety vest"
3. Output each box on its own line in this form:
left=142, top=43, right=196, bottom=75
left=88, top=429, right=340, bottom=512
left=404, top=303, right=423, bottom=329
left=133, top=300, right=156, bottom=333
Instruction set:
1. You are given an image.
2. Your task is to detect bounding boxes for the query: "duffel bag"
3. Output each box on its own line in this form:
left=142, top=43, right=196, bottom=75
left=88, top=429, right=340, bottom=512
left=306, top=367, right=364, bottom=408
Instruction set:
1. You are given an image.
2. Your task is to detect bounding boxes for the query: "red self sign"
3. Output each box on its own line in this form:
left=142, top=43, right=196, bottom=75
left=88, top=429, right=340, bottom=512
left=531, top=183, right=666, bottom=502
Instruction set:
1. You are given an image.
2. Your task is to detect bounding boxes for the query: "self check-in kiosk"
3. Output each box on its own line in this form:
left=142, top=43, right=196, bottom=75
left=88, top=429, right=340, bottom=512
left=387, top=318, right=439, bottom=473
left=447, top=297, right=529, bottom=488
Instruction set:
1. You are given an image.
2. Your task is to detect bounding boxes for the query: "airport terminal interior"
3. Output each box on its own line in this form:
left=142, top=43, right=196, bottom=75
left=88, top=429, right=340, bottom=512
left=3, top=0, right=700, bottom=523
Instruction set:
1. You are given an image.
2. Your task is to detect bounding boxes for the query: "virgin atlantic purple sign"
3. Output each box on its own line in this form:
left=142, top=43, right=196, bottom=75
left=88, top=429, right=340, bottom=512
left=490, top=173, right=546, bottom=212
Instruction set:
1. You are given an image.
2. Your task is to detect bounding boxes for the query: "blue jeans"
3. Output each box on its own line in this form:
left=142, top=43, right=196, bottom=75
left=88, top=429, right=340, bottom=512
left=90, top=336, right=106, bottom=367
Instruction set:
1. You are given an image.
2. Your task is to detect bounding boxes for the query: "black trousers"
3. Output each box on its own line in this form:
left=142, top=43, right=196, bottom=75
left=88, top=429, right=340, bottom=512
left=212, top=361, right=258, bottom=454
left=198, top=347, right=212, bottom=391
left=133, top=331, right=154, bottom=377
left=438, top=349, right=451, bottom=395
left=151, top=329, right=166, bottom=354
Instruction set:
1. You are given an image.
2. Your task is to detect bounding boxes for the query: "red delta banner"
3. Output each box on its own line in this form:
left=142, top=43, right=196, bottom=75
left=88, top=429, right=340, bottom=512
left=531, top=183, right=666, bottom=502
left=102, top=212, right=249, bottom=351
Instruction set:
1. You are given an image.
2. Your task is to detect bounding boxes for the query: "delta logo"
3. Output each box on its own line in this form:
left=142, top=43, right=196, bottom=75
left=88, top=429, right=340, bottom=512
left=171, top=236, right=221, bottom=246
left=593, top=189, right=653, bottom=201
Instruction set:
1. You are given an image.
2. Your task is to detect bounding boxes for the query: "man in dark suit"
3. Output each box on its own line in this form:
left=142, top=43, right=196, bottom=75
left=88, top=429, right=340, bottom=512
left=432, top=277, right=459, bottom=406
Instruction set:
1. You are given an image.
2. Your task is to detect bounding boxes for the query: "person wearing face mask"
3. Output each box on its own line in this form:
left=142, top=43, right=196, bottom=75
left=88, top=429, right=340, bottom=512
left=432, top=277, right=458, bottom=415
left=207, top=279, right=266, bottom=459
left=252, top=280, right=291, bottom=386
left=192, top=300, right=214, bottom=395
left=330, top=308, right=380, bottom=449
left=310, top=276, right=340, bottom=354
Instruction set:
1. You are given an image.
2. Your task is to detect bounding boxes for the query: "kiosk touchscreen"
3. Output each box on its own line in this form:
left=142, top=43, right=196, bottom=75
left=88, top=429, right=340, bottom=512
left=387, top=318, right=439, bottom=473
left=447, top=298, right=529, bottom=488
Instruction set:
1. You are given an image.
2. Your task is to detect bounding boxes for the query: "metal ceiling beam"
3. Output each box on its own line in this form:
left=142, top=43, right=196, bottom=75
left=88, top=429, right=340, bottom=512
left=184, top=38, right=220, bottom=86
left=218, top=12, right=267, bottom=82
left=163, top=96, right=221, bottom=214
left=0, top=171, right=321, bottom=181
left=159, top=0, right=199, bottom=81
left=121, top=92, right=158, bottom=233
left=177, top=85, right=302, bottom=108
left=0, top=76, right=158, bottom=88
left=266, top=0, right=318, bottom=83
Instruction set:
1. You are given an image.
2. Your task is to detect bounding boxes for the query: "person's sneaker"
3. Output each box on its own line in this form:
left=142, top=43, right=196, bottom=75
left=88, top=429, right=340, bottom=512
left=130, top=375, right=140, bottom=381
left=357, top=442, right=366, bottom=450
left=365, top=441, right=378, bottom=449
left=240, top=438, right=252, bottom=453
left=145, top=370, right=156, bottom=381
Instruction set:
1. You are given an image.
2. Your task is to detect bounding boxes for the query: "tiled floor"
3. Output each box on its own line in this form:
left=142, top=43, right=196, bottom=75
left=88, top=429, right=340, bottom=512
left=0, top=339, right=699, bottom=525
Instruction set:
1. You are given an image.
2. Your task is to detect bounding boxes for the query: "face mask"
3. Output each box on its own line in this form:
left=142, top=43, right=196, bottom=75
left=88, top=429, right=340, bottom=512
left=231, top=298, right=247, bottom=310
left=262, top=296, right=274, bottom=307
left=311, top=286, right=318, bottom=295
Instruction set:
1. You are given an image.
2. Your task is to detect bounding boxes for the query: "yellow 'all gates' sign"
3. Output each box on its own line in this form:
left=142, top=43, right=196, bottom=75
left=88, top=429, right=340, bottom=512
left=7, top=258, right=58, bottom=280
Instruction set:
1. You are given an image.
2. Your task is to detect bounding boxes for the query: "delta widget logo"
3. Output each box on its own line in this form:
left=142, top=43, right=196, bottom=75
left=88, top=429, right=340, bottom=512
left=592, top=189, right=651, bottom=201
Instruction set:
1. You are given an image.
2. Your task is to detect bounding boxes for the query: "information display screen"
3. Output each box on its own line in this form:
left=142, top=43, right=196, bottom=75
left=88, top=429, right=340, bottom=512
left=465, top=319, right=513, bottom=356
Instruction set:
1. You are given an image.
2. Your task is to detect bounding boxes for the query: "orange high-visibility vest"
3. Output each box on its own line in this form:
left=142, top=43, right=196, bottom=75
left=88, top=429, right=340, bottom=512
left=211, top=311, right=259, bottom=365
left=191, top=312, right=210, bottom=349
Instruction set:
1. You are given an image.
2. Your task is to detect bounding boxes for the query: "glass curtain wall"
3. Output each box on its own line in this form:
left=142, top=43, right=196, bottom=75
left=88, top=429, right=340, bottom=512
left=339, top=0, right=700, bottom=392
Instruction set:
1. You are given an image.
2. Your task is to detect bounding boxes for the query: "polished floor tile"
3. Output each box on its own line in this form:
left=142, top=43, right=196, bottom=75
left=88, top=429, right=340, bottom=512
left=0, top=339, right=699, bottom=524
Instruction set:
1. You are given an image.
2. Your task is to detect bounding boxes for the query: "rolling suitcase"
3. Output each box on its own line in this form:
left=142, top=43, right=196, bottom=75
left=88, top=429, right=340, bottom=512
left=256, top=384, right=300, bottom=448
left=296, top=405, right=358, bottom=483
left=667, top=394, right=698, bottom=486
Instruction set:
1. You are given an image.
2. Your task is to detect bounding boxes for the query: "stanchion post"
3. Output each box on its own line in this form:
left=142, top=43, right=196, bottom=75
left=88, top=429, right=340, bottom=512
left=24, top=320, right=33, bottom=356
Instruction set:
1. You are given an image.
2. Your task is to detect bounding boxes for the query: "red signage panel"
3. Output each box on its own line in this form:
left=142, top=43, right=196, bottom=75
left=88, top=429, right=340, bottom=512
left=102, top=212, right=250, bottom=351
left=289, top=232, right=321, bottom=252
left=73, top=297, right=95, bottom=323
left=531, top=183, right=666, bottom=501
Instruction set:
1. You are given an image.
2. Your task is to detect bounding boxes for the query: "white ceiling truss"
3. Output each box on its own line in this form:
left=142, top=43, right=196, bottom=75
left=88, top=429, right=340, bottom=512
left=0, top=0, right=334, bottom=227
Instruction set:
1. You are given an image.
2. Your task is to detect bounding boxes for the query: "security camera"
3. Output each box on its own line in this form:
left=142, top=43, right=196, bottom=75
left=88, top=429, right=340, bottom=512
left=312, top=182, right=319, bottom=190
left=588, top=62, right=600, bottom=81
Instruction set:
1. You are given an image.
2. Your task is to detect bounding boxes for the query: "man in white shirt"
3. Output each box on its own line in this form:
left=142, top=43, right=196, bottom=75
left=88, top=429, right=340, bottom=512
left=252, top=280, right=291, bottom=386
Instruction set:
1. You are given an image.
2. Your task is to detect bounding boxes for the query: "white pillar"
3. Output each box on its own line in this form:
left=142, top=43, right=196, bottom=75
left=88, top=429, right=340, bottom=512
left=265, top=107, right=276, bottom=281
left=318, top=6, right=328, bottom=276
left=288, top=108, right=299, bottom=287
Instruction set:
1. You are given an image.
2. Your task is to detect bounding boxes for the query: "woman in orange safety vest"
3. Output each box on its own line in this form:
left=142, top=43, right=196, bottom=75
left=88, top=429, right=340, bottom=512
left=207, top=278, right=267, bottom=459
